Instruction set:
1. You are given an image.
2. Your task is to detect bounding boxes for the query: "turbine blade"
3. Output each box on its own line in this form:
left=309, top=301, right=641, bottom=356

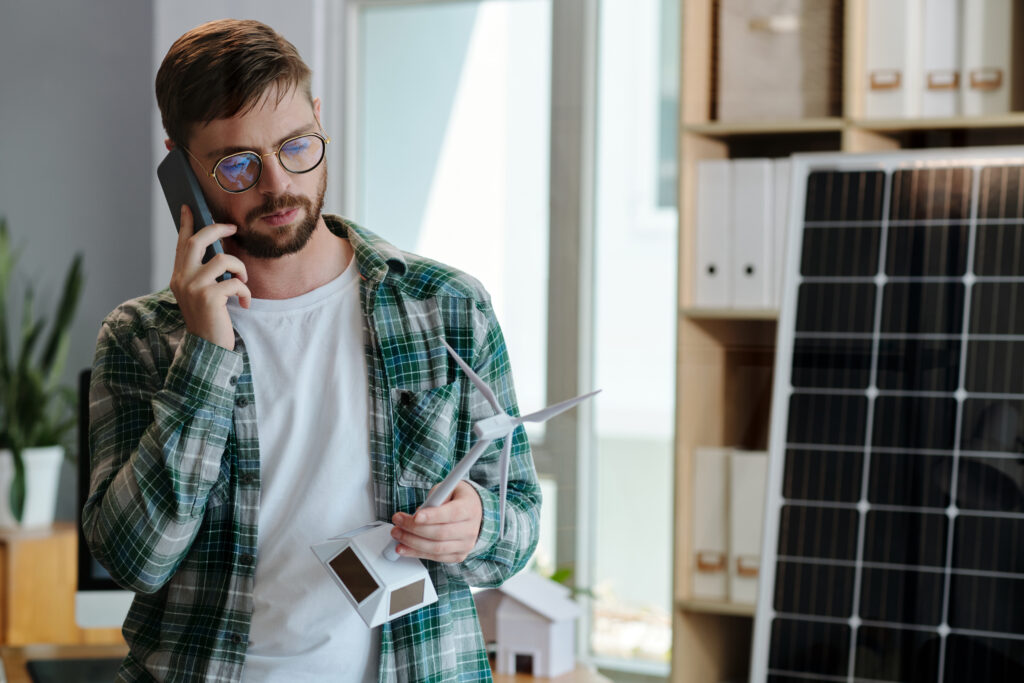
left=498, top=436, right=512, bottom=541
left=443, top=339, right=502, bottom=413
left=517, top=389, right=602, bottom=424
left=422, top=438, right=492, bottom=508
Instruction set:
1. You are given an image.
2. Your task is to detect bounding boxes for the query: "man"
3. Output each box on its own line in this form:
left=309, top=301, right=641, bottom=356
left=83, top=19, right=540, bottom=682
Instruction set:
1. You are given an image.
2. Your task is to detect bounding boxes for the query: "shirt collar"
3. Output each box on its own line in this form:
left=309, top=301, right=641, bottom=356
left=323, top=214, right=408, bottom=284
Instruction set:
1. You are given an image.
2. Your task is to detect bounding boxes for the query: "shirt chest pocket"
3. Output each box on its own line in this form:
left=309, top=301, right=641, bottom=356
left=392, top=379, right=461, bottom=489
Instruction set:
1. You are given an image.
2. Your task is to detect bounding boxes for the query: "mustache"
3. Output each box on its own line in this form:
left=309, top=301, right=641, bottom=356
left=246, top=193, right=311, bottom=223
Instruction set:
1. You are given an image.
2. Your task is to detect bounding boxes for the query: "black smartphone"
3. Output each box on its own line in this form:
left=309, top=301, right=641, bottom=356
left=157, top=148, right=231, bottom=281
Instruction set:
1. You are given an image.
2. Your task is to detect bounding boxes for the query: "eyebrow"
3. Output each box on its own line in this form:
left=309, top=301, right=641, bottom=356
left=205, top=123, right=318, bottom=161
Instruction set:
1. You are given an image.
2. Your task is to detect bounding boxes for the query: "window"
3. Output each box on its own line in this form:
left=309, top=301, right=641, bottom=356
left=590, top=0, right=677, bottom=671
left=351, top=0, right=551, bottom=423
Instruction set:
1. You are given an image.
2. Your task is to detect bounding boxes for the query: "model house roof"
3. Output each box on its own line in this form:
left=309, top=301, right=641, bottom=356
left=494, top=571, right=582, bottom=623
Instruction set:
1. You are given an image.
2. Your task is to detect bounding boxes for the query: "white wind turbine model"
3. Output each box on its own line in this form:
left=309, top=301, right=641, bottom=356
left=312, top=339, right=600, bottom=627
left=383, top=340, right=601, bottom=559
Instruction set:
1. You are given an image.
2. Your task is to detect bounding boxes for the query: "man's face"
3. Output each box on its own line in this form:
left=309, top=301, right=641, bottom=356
left=185, top=85, right=327, bottom=259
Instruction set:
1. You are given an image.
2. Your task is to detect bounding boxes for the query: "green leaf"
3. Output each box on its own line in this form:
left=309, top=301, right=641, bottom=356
left=549, top=567, right=574, bottom=585
left=9, top=446, right=24, bottom=522
left=40, top=253, right=83, bottom=377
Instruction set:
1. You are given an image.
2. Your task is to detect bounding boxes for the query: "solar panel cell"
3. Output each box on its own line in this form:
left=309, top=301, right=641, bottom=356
left=885, top=223, right=970, bottom=277
left=783, top=449, right=863, bottom=502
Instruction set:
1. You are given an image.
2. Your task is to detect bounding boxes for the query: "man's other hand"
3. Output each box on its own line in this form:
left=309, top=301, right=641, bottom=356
left=390, top=481, right=483, bottom=563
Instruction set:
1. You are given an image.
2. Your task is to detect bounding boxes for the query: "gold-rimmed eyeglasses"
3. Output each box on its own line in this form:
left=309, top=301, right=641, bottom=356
left=184, top=130, right=331, bottom=194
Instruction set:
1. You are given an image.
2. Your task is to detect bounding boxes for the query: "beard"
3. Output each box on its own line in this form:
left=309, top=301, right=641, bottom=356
left=210, top=166, right=328, bottom=259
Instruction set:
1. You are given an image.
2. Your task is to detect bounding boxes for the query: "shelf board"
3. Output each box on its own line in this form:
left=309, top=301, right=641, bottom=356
left=681, top=307, right=779, bottom=321
left=685, top=114, right=1024, bottom=138
left=678, top=598, right=757, bottom=617
left=685, top=118, right=845, bottom=136
left=853, top=113, right=1024, bottom=131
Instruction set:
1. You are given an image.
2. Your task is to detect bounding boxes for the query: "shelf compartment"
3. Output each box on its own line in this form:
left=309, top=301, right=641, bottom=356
left=678, top=598, right=757, bottom=617
left=686, top=118, right=845, bottom=136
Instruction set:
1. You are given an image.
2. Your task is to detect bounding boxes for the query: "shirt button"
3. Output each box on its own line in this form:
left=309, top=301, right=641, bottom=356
left=231, top=633, right=243, bottom=645
left=229, top=375, right=238, bottom=386
left=241, top=553, right=255, bottom=566
left=241, top=473, right=256, bottom=486
left=236, top=396, right=249, bottom=408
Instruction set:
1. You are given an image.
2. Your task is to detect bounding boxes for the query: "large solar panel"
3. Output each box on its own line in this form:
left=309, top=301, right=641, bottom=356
left=752, top=148, right=1024, bottom=683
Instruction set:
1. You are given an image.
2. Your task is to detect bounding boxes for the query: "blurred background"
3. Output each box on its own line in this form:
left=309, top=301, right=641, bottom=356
left=0, top=0, right=677, bottom=679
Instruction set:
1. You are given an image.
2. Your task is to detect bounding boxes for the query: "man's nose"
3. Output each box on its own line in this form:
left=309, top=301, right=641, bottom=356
left=257, top=152, right=291, bottom=194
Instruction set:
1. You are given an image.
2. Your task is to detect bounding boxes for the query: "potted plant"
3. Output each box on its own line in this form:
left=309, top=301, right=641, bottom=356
left=0, top=217, right=83, bottom=528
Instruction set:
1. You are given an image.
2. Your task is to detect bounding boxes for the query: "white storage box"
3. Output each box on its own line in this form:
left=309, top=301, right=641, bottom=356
left=717, top=0, right=841, bottom=121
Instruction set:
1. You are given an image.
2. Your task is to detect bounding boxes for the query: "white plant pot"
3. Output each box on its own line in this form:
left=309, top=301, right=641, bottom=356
left=0, top=446, right=64, bottom=529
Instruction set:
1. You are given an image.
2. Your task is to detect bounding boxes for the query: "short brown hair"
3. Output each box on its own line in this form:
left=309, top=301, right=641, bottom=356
left=156, top=19, right=313, bottom=147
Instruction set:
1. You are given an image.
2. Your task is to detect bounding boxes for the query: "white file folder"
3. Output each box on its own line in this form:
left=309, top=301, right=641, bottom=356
left=773, top=158, right=791, bottom=310
left=921, top=0, right=961, bottom=118
left=729, top=450, right=769, bottom=605
left=961, top=0, right=1012, bottom=116
left=864, top=0, right=923, bottom=118
left=693, top=447, right=730, bottom=600
left=732, top=159, right=774, bottom=309
left=695, top=160, right=732, bottom=308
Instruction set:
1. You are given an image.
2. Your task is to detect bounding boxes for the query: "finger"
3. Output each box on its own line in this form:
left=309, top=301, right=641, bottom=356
left=407, top=500, right=474, bottom=527
left=185, top=223, right=237, bottom=261
left=178, top=204, right=194, bottom=240
left=173, top=205, right=194, bottom=274
left=211, top=277, right=251, bottom=304
left=392, top=532, right=470, bottom=560
left=393, top=517, right=474, bottom=543
left=196, top=252, right=248, bottom=284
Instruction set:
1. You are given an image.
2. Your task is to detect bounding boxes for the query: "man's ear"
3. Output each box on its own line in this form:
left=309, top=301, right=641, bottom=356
left=314, top=97, right=321, bottom=122
left=164, top=138, right=175, bottom=151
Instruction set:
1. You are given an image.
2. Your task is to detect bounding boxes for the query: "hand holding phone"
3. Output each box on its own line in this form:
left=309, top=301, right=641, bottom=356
left=158, top=148, right=230, bottom=281
left=159, top=148, right=250, bottom=350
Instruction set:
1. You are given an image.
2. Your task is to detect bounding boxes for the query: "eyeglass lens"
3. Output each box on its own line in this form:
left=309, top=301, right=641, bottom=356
left=215, top=134, right=326, bottom=192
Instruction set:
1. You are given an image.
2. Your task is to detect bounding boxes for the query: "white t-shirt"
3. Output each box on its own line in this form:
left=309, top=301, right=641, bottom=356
left=228, top=259, right=379, bottom=682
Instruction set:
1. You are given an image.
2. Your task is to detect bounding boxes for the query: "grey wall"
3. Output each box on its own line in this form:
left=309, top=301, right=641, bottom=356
left=0, top=0, right=155, bottom=517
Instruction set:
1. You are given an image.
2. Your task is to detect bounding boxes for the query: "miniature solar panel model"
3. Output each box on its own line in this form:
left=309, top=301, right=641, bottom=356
left=751, top=148, right=1024, bottom=683
left=313, top=341, right=599, bottom=627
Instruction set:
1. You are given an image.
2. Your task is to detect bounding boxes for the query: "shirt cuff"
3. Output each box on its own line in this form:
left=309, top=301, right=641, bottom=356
left=164, top=331, right=244, bottom=411
left=464, top=479, right=501, bottom=561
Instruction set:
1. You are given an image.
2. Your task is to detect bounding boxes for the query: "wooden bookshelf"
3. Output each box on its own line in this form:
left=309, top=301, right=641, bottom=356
left=672, top=1, right=1024, bottom=680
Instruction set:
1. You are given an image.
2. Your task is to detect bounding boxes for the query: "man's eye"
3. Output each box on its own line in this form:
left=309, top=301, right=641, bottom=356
left=283, top=138, right=312, bottom=155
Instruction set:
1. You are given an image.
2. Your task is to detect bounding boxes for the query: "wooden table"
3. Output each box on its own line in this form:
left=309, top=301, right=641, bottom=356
left=0, top=644, right=609, bottom=682
left=0, top=524, right=122, bottom=646
left=492, top=664, right=611, bottom=682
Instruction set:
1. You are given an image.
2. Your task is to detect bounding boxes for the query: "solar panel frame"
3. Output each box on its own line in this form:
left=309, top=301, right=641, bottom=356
left=752, top=147, right=1024, bottom=683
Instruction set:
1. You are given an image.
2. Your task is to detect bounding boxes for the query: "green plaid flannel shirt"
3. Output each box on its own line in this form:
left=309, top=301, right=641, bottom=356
left=83, top=216, right=541, bottom=682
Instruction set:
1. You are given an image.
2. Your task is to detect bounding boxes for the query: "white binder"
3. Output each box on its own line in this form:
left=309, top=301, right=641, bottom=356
left=693, top=447, right=730, bottom=600
left=864, top=0, right=923, bottom=118
left=773, top=158, right=791, bottom=310
left=728, top=450, right=769, bottom=605
left=695, top=160, right=733, bottom=308
left=732, top=159, right=775, bottom=309
left=961, top=0, right=1012, bottom=116
left=921, top=0, right=961, bottom=118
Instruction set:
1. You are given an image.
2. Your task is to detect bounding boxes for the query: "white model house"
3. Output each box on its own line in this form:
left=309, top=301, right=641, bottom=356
left=474, top=571, right=582, bottom=678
